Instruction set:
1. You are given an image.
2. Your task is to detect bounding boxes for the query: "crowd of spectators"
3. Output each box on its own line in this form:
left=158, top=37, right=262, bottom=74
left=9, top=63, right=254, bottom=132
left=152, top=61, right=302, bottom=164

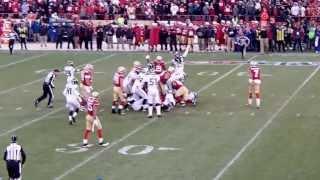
left=2, top=0, right=320, bottom=53
left=7, top=18, right=320, bottom=53
left=0, top=0, right=320, bottom=21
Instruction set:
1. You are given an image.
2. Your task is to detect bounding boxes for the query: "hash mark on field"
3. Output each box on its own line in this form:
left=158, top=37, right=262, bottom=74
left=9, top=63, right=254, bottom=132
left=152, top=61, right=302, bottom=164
left=228, top=112, right=234, bottom=116
left=250, top=112, right=255, bottom=116
left=15, top=107, right=22, bottom=111
left=231, top=93, right=236, bottom=97
left=185, top=111, right=190, bottom=115
left=0, top=106, right=3, bottom=110
left=207, top=112, right=212, bottom=115
left=296, top=113, right=301, bottom=117
left=23, top=89, right=30, bottom=93
left=212, top=93, right=216, bottom=96
left=54, top=57, right=253, bottom=180
left=212, top=65, right=320, bottom=180
left=311, top=95, right=315, bottom=98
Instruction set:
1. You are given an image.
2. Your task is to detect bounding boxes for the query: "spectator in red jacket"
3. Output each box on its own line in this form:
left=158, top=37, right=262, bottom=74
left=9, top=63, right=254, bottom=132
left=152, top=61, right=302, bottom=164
left=149, top=23, right=160, bottom=52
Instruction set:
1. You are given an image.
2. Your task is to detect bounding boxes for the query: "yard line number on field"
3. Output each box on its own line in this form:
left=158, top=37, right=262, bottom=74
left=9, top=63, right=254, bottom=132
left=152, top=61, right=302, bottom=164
left=212, top=65, right=320, bottom=180
left=54, top=55, right=259, bottom=180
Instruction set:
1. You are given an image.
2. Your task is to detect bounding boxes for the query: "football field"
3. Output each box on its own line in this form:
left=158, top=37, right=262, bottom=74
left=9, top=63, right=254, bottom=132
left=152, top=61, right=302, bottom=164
left=1, top=51, right=320, bottom=180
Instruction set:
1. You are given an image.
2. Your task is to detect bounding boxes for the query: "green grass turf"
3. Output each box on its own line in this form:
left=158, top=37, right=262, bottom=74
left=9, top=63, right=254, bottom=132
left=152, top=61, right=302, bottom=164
left=0, top=52, right=319, bottom=180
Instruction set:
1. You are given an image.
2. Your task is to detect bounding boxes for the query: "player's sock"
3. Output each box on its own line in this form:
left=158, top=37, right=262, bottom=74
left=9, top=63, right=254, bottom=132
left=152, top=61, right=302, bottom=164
left=112, top=101, right=117, bottom=113
left=68, top=111, right=73, bottom=123
left=97, top=129, right=103, bottom=143
left=248, top=93, right=253, bottom=105
left=255, top=93, right=261, bottom=107
left=156, top=105, right=161, bottom=117
left=118, top=104, right=125, bottom=115
left=148, top=105, right=153, bottom=118
left=83, top=129, right=91, bottom=144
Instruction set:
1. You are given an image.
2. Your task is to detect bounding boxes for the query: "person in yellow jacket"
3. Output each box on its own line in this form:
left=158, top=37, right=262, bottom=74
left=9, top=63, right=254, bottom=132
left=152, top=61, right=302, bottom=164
left=276, top=24, right=286, bottom=52
left=18, top=24, right=28, bottom=50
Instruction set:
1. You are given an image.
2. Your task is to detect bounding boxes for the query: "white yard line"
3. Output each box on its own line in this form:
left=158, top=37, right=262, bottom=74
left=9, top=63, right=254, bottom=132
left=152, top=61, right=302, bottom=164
left=0, top=53, right=49, bottom=69
left=0, top=86, right=112, bottom=138
left=54, top=56, right=257, bottom=180
left=212, top=65, right=320, bottom=180
left=0, top=54, right=116, bottom=96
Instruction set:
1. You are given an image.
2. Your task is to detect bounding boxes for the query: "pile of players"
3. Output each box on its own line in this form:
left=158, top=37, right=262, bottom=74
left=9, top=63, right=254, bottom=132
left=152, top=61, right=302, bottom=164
left=111, top=49, right=198, bottom=118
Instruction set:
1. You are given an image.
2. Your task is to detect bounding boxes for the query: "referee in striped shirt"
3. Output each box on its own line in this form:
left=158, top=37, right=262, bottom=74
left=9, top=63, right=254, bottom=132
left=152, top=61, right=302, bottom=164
left=3, top=135, right=26, bottom=180
left=34, top=69, right=60, bottom=108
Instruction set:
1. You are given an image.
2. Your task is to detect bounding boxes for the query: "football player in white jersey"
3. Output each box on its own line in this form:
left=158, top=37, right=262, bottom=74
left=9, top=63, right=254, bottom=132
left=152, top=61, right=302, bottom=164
left=62, top=79, right=81, bottom=125
left=172, top=45, right=190, bottom=82
left=143, top=69, right=161, bottom=118
left=130, top=72, right=148, bottom=111
left=64, top=60, right=77, bottom=84
left=123, top=61, right=142, bottom=95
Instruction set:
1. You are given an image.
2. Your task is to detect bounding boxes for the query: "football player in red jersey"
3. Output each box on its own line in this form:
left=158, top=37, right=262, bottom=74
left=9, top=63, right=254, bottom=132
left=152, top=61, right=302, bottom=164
left=153, top=56, right=166, bottom=75
left=247, top=61, right=261, bottom=109
left=168, top=78, right=198, bottom=107
left=112, top=66, right=127, bottom=115
left=82, top=91, right=109, bottom=147
left=80, top=64, right=94, bottom=108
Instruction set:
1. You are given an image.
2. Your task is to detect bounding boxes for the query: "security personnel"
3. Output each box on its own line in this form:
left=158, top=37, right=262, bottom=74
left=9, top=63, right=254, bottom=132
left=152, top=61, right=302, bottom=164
left=8, top=29, right=17, bottom=55
left=18, top=24, right=28, bottom=50
left=3, top=135, right=26, bottom=180
left=34, top=69, right=60, bottom=108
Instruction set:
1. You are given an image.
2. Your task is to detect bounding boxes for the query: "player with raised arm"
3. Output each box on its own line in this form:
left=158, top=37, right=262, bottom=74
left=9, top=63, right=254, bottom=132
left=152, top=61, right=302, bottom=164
left=172, top=45, right=190, bottom=82
left=80, top=64, right=94, bottom=108
left=143, top=68, right=162, bottom=118
left=247, top=61, right=261, bottom=109
left=62, top=79, right=81, bottom=125
left=112, top=66, right=127, bottom=115
left=82, top=91, right=109, bottom=147
left=64, top=60, right=76, bottom=84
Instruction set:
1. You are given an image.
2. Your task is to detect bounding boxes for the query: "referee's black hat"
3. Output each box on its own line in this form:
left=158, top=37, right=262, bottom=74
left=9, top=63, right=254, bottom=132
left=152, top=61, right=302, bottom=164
left=11, top=135, right=17, bottom=143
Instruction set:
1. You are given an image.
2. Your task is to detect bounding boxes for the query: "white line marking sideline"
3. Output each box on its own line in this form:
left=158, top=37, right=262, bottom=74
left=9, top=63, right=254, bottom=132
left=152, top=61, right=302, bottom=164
left=0, top=54, right=116, bottom=96
left=0, top=53, right=49, bottom=69
left=54, top=56, right=256, bottom=180
left=212, top=65, right=320, bottom=180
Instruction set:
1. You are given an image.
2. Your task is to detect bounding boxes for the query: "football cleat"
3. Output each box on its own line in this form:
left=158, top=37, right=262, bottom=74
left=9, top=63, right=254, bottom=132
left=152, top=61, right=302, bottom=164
left=34, top=100, right=39, bottom=108
left=98, top=141, right=110, bottom=147
left=192, top=92, right=198, bottom=106
left=69, top=121, right=73, bottom=125
left=47, top=104, right=54, bottom=108
left=147, top=115, right=153, bottom=118
left=111, top=109, right=117, bottom=114
left=81, top=143, right=88, bottom=148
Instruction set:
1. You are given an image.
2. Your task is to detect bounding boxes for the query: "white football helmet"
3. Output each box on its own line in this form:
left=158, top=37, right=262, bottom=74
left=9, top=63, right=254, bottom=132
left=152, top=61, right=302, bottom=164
left=84, top=64, right=94, bottom=70
left=250, top=61, right=258, bottom=66
left=156, top=55, right=163, bottom=61
left=67, top=60, right=74, bottom=66
left=92, top=91, right=99, bottom=97
left=117, top=66, right=126, bottom=74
